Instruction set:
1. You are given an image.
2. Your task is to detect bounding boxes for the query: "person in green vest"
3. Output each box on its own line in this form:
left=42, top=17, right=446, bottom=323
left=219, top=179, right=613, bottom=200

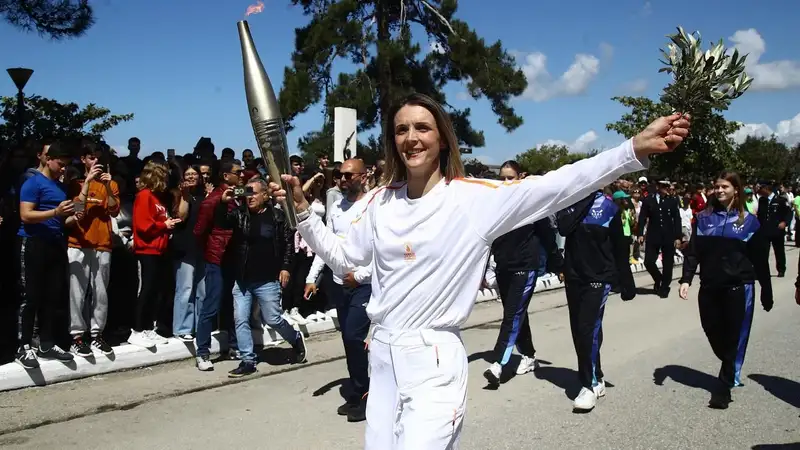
left=744, top=187, right=757, bottom=214
left=612, top=190, right=636, bottom=263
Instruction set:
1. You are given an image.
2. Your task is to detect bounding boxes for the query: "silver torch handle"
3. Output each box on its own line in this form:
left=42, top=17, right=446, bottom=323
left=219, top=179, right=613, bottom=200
left=253, top=119, right=298, bottom=229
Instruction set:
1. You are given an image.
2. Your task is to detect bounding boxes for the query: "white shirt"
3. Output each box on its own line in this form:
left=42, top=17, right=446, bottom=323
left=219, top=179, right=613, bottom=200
left=306, top=195, right=373, bottom=286
left=297, top=139, right=646, bottom=329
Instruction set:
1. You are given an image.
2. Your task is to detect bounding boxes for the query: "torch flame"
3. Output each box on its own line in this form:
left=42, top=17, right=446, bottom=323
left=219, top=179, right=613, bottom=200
left=245, top=1, right=265, bottom=16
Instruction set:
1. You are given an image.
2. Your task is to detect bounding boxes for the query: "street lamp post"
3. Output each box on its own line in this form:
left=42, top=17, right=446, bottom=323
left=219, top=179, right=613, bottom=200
left=6, top=68, right=34, bottom=147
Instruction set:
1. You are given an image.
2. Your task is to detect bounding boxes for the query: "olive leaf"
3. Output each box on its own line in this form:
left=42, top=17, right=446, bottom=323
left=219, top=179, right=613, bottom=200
left=659, top=26, right=753, bottom=118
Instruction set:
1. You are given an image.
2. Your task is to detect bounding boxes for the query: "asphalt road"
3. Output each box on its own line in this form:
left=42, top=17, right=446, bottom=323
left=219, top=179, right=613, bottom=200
left=1, top=265, right=798, bottom=450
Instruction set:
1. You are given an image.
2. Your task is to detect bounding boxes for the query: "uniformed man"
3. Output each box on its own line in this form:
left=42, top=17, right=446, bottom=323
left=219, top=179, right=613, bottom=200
left=637, top=179, right=682, bottom=298
left=755, top=182, right=792, bottom=278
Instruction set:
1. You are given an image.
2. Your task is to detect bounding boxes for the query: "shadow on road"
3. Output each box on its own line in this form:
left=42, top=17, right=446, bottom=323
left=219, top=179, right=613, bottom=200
left=749, top=374, right=800, bottom=409
left=534, top=364, right=582, bottom=399
left=467, top=350, right=493, bottom=363
left=312, top=378, right=349, bottom=401
left=751, top=444, right=800, bottom=449
left=652, top=364, right=719, bottom=393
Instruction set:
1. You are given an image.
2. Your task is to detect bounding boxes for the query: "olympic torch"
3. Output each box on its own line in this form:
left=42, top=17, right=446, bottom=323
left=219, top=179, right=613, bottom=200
left=237, top=20, right=297, bottom=228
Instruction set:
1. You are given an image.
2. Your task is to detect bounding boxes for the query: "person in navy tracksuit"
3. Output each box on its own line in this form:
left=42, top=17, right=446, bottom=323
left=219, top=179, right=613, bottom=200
left=483, top=162, right=562, bottom=386
left=556, top=190, right=634, bottom=412
left=679, top=172, right=772, bottom=410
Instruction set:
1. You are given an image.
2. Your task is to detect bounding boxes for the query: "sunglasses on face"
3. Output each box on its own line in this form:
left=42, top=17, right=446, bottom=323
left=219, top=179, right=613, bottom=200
left=340, top=172, right=364, bottom=180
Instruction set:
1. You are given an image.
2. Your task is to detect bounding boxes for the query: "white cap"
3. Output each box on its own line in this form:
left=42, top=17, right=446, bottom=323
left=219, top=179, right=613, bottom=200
left=638, top=176, right=648, bottom=183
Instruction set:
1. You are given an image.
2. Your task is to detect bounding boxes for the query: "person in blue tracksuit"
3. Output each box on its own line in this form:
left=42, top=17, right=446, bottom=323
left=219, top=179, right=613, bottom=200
left=483, top=162, right=562, bottom=386
left=556, top=189, right=634, bottom=412
left=679, top=171, right=772, bottom=410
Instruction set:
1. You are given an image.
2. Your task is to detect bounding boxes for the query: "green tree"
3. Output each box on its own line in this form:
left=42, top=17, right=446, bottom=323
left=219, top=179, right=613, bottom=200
left=1, top=0, right=94, bottom=39
left=462, top=157, right=487, bottom=176
left=296, top=123, right=382, bottom=166
left=605, top=96, right=743, bottom=180
left=736, top=136, right=794, bottom=182
left=0, top=94, right=133, bottom=146
left=280, top=0, right=527, bottom=155
left=514, top=144, right=591, bottom=175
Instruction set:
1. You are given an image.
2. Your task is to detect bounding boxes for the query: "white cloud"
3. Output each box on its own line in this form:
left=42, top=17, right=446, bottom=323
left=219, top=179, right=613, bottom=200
left=622, top=78, right=648, bottom=94
left=729, top=29, right=800, bottom=91
left=539, top=130, right=599, bottom=153
left=730, top=112, right=800, bottom=147
left=428, top=41, right=445, bottom=55
left=517, top=51, right=601, bottom=102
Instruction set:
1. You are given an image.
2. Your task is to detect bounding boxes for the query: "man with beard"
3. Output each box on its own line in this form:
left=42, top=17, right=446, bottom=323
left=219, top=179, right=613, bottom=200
left=305, top=158, right=372, bottom=423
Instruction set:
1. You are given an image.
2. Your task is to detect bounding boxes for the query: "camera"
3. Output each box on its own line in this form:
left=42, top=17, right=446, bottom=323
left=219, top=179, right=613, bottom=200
left=233, top=186, right=254, bottom=197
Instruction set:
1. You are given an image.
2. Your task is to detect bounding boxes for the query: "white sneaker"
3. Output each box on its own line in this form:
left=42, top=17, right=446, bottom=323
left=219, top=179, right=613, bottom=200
left=289, top=308, right=307, bottom=325
left=593, top=380, right=606, bottom=398
left=282, top=311, right=296, bottom=326
left=196, top=355, right=213, bottom=371
left=325, top=308, right=338, bottom=319
left=127, top=330, right=155, bottom=349
left=143, top=329, right=168, bottom=344
left=483, top=362, right=502, bottom=385
left=572, top=387, right=597, bottom=411
left=314, top=311, right=330, bottom=322
left=516, top=355, right=540, bottom=375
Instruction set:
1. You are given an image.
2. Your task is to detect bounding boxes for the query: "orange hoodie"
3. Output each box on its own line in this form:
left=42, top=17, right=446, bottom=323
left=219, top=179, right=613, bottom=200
left=68, top=178, right=121, bottom=252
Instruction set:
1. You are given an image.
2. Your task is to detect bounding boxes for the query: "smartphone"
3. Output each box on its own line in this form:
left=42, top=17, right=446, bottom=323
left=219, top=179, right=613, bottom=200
left=233, top=186, right=246, bottom=197
left=167, top=149, right=176, bottom=160
left=74, top=201, right=85, bottom=214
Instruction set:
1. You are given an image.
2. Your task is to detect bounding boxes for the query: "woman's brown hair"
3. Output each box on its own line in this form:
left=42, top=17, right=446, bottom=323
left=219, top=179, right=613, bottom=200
left=711, top=171, right=746, bottom=224
left=382, top=93, right=465, bottom=185
left=139, top=161, right=169, bottom=193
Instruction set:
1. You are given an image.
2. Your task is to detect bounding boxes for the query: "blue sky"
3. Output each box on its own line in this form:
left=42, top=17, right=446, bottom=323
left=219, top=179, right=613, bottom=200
left=1, top=0, right=798, bottom=164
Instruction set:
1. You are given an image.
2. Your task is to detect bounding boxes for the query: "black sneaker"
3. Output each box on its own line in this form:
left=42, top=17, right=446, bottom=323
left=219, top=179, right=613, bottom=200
left=228, top=361, right=258, bottom=378
left=15, top=345, right=39, bottom=370
left=37, top=345, right=75, bottom=362
left=708, top=389, right=732, bottom=409
left=91, top=335, right=114, bottom=356
left=70, top=337, right=93, bottom=358
left=347, top=394, right=367, bottom=423
left=293, top=331, right=308, bottom=364
left=337, top=399, right=359, bottom=416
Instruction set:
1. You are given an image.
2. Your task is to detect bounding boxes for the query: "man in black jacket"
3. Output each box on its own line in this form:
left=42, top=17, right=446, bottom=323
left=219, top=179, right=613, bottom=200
left=217, top=178, right=307, bottom=378
left=755, top=183, right=792, bottom=278
left=637, top=179, right=682, bottom=298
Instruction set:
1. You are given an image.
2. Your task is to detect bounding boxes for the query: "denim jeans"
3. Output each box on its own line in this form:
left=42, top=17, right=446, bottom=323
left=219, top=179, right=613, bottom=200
left=172, top=255, right=205, bottom=336
left=233, top=279, right=299, bottom=364
left=196, top=263, right=223, bottom=358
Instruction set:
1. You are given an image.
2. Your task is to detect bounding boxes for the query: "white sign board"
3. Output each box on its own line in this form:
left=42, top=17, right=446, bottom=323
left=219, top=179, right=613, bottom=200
left=334, top=107, right=357, bottom=163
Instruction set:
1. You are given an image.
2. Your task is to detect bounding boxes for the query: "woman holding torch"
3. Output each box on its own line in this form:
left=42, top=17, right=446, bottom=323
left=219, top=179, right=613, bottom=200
left=269, top=93, right=690, bottom=449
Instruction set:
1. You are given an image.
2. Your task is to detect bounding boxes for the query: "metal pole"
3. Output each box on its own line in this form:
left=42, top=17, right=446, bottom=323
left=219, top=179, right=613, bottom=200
left=16, top=89, right=24, bottom=146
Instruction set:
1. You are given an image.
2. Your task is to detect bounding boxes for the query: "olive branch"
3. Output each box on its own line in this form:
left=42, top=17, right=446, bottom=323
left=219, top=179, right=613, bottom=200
left=659, top=27, right=753, bottom=118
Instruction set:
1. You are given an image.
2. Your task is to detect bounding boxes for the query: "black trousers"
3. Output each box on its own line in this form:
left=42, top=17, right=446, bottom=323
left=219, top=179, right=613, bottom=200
left=330, top=283, right=371, bottom=399
left=770, top=236, right=786, bottom=274
left=698, top=284, right=755, bottom=389
left=135, top=254, right=170, bottom=332
left=491, top=270, right=538, bottom=365
left=644, top=238, right=675, bottom=291
left=18, top=236, right=69, bottom=348
left=565, top=281, right=611, bottom=389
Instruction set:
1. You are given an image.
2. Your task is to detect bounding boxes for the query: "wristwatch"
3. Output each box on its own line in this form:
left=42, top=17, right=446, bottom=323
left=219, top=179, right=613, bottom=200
left=296, top=208, right=311, bottom=222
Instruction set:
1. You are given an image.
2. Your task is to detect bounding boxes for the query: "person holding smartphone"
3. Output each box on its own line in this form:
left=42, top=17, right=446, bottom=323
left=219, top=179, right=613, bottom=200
left=16, top=141, right=79, bottom=369
left=66, top=144, right=120, bottom=357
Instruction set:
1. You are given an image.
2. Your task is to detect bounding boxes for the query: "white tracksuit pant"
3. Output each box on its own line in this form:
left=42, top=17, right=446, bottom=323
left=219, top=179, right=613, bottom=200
left=68, top=247, right=111, bottom=336
left=366, top=326, right=468, bottom=450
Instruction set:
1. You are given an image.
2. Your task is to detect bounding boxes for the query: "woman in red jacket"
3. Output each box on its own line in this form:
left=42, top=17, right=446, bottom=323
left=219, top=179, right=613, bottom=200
left=129, top=161, right=181, bottom=348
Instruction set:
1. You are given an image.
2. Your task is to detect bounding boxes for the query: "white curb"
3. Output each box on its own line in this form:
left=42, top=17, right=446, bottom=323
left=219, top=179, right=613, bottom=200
left=0, top=256, right=682, bottom=392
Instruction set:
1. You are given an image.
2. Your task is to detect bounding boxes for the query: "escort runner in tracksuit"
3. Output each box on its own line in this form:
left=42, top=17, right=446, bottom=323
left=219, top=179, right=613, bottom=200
left=483, top=217, right=561, bottom=386
left=557, top=190, right=634, bottom=412
left=679, top=176, right=772, bottom=410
